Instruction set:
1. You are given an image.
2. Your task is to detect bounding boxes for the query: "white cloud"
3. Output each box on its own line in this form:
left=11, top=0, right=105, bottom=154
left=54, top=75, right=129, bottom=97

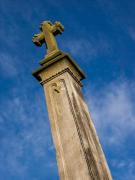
left=85, top=79, right=135, bottom=178
left=85, top=79, right=135, bottom=147
left=61, top=36, right=111, bottom=61
left=63, top=39, right=97, bottom=58
left=0, top=53, right=18, bottom=77
left=0, top=89, right=56, bottom=178
left=111, top=159, right=135, bottom=180
left=128, top=27, right=135, bottom=41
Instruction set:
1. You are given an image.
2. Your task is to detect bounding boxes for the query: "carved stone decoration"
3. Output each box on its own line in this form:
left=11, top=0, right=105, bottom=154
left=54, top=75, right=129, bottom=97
left=71, top=82, right=112, bottom=179
left=72, top=93, right=100, bottom=179
left=32, top=21, right=64, bottom=59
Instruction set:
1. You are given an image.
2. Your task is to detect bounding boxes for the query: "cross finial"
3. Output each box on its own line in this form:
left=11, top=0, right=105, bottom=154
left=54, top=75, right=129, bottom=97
left=32, top=21, right=64, bottom=58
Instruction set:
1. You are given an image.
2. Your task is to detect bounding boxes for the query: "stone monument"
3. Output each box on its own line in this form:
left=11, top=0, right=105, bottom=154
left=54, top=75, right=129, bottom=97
left=32, top=21, right=112, bottom=180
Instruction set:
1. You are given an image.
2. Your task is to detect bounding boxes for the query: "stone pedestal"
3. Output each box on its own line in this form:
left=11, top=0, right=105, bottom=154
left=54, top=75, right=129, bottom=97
left=33, top=52, right=112, bottom=180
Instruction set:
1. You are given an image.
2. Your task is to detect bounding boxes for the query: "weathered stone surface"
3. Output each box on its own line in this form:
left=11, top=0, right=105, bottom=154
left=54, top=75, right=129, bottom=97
left=33, top=53, right=112, bottom=180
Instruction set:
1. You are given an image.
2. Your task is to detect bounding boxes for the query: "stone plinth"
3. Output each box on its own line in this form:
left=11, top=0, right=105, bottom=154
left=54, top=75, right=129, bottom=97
left=33, top=52, right=112, bottom=180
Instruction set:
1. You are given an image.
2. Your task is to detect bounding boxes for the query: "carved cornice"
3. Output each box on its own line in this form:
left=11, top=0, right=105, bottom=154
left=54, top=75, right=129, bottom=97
left=40, top=68, right=83, bottom=87
left=32, top=52, right=86, bottom=82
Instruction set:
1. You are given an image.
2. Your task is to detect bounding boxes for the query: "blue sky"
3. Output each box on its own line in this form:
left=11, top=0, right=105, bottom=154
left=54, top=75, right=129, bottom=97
left=0, top=0, right=135, bottom=179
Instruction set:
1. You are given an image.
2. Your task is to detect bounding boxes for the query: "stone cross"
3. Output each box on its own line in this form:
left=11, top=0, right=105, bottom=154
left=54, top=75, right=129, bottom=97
left=32, top=21, right=64, bottom=57
left=32, top=21, right=112, bottom=180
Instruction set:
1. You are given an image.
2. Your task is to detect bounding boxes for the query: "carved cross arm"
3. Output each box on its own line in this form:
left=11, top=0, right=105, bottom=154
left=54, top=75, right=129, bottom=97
left=32, top=32, right=45, bottom=46
left=51, top=21, right=64, bottom=36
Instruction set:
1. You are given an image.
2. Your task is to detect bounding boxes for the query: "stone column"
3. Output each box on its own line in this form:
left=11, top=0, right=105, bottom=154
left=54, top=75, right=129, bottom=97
left=33, top=52, right=112, bottom=180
